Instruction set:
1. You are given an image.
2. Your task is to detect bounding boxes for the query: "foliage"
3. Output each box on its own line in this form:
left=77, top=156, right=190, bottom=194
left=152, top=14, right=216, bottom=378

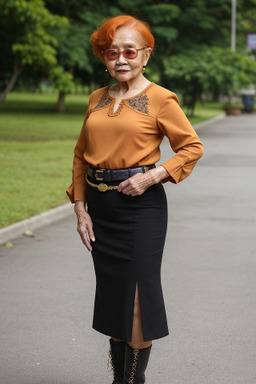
left=223, top=102, right=242, bottom=108
left=1, top=0, right=256, bottom=110
left=49, top=66, right=74, bottom=93
left=0, top=0, right=68, bottom=101
left=0, top=0, right=68, bottom=65
left=164, top=47, right=256, bottom=116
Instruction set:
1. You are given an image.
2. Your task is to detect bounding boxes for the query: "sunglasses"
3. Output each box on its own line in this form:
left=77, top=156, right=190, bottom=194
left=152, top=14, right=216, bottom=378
left=103, top=47, right=147, bottom=61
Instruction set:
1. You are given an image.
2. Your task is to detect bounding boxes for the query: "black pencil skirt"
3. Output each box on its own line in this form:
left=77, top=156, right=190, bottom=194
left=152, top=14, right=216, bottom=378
left=86, top=178, right=169, bottom=342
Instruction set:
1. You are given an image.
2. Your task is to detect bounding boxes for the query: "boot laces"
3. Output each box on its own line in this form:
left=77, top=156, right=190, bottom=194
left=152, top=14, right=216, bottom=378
left=108, top=346, right=122, bottom=383
left=128, top=349, right=139, bottom=384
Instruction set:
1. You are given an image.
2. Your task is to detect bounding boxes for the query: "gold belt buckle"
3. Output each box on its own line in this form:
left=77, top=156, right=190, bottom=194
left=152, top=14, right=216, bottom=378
left=98, top=183, right=108, bottom=192
left=95, top=169, right=105, bottom=181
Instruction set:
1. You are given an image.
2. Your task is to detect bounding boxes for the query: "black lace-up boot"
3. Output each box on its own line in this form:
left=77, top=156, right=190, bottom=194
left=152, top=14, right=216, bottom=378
left=108, top=338, right=126, bottom=384
left=124, top=344, right=152, bottom=384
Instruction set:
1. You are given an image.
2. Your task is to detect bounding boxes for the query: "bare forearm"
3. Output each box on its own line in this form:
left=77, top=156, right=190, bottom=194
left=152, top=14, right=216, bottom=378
left=144, top=165, right=169, bottom=186
left=74, top=200, right=86, bottom=215
left=74, top=200, right=95, bottom=250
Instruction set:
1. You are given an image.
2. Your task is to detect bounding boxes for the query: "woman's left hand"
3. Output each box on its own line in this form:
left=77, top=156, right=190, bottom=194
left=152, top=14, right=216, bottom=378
left=118, top=173, right=150, bottom=196
left=118, top=166, right=169, bottom=196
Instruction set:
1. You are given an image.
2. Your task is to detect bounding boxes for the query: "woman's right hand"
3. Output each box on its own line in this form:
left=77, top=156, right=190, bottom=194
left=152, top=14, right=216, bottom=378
left=74, top=201, right=95, bottom=252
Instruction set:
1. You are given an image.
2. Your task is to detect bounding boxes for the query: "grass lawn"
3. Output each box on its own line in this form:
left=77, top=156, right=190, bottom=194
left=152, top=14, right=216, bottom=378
left=189, top=102, right=224, bottom=125
left=0, top=92, right=224, bottom=228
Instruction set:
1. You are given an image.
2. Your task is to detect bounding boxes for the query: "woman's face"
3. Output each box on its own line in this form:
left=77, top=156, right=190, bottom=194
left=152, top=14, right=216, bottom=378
left=104, top=25, right=152, bottom=83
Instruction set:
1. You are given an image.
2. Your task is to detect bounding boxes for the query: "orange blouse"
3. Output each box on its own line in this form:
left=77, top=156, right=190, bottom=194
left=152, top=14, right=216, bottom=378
left=66, top=82, right=203, bottom=203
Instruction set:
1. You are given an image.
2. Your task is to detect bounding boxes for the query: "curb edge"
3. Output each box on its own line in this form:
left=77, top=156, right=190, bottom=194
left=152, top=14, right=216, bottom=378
left=193, top=113, right=226, bottom=130
left=0, top=203, right=73, bottom=245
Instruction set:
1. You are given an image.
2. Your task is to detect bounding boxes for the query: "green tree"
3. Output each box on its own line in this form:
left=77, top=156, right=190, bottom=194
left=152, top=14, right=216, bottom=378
left=44, top=0, right=93, bottom=111
left=2, top=0, right=256, bottom=112
left=159, top=0, right=256, bottom=114
left=49, top=66, right=74, bottom=112
left=164, top=47, right=256, bottom=116
left=0, top=0, right=68, bottom=102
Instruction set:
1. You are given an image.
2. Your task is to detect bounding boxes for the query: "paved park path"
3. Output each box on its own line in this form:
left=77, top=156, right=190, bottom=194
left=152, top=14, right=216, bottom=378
left=0, top=114, right=256, bottom=384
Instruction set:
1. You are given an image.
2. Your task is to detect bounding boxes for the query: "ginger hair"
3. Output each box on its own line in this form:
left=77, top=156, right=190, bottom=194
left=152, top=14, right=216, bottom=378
left=90, top=15, right=154, bottom=62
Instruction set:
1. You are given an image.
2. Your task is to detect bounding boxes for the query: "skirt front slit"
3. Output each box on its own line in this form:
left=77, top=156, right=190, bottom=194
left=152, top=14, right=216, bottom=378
left=86, top=180, right=169, bottom=341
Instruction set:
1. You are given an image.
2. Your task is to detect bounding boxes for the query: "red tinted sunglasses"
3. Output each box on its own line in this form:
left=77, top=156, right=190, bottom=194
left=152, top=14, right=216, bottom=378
left=103, top=47, right=147, bottom=60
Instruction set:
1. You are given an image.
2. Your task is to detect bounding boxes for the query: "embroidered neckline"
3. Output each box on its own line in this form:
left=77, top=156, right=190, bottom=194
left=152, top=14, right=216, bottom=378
left=126, top=94, right=149, bottom=114
left=92, top=82, right=154, bottom=116
left=93, top=92, right=112, bottom=111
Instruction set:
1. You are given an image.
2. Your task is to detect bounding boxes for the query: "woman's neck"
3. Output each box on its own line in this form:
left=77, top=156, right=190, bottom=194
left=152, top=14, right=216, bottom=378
left=111, top=75, right=151, bottom=98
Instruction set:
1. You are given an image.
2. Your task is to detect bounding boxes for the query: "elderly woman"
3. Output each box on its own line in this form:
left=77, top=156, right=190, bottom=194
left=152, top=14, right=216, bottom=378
left=66, top=14, right=203, bottom=384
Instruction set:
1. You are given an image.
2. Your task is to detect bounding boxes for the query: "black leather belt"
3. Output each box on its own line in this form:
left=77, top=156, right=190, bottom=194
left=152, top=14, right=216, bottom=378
left=87, top=164, right=155, bottom=182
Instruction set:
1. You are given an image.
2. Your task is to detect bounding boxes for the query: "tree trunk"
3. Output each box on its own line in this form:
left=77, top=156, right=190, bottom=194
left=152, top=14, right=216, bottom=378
left=57, top=91, right=66, bottom=113
left=184, top=92, right=197, bottom=117
left=212, top=89, right=220, bottom=102
left=0, top=58, right=23, bottom=103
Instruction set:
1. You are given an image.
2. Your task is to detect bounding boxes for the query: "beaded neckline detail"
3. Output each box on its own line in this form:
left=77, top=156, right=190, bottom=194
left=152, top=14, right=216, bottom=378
left=126, top=94, right=149, bottom=114
left=93, top=93, right=112, bottom=110
left=92, top=82, right=154, bottom=116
